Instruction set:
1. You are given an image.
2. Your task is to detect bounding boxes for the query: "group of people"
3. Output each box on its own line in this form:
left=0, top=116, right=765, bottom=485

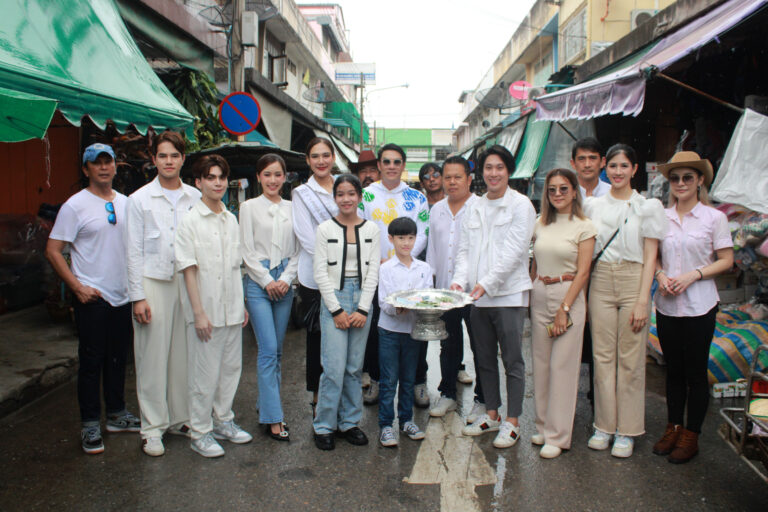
left=46, top=129, right=733, bottom=466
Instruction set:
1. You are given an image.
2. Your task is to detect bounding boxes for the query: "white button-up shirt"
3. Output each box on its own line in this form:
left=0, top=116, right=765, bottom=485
left=125, top=177, right=201, bottom=301
left=378, top=258, right=433, bottom=334
left=579, top=179, right=611, bottom=199
left=291, top=176, right=338, bottom=289
left=427, top=194, right=477, bottom=289
left=175, top=201, right=245, bottom=327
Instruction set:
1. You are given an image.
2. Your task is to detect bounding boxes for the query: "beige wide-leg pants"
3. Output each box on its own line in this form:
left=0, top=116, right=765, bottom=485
left=531, top=279, right=586, bottom=449
left=589, top=261, right=650, bottom=436
left=187, top=324, right=242, bottom=440
left=133, top=275, right=189, bottom=439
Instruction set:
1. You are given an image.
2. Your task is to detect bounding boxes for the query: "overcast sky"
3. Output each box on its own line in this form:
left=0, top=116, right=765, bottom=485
left=336, top=0, right=536, bottom=129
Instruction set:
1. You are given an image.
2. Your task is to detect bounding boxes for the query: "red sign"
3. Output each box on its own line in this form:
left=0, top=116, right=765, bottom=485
left=509, top=81, right=532, bottom=100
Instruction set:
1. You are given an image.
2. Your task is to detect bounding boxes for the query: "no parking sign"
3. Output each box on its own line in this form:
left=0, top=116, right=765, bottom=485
left=218, top=92, right=261, bottom=136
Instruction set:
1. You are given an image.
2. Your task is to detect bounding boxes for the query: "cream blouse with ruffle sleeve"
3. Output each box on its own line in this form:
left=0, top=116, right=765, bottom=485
left=584, top=190, right=668, bottom=264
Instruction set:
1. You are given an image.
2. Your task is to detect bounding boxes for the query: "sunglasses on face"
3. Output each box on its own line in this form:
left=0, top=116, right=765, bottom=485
left=382, top=159, right=403, bottom=166
left=105, top=202, right=116, bottom=225
left=421, top=171, right=441, bottom=180
left=668, top=174, right=697, bottom=184
left=547, top=186, right=571, bottom=196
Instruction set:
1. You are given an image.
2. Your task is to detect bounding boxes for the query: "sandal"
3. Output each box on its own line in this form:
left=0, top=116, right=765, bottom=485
left=265, top=423, right=290, bottom=442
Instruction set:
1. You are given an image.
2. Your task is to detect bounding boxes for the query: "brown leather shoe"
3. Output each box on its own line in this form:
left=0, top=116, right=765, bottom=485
left=652, top=423, right=681, bottom=455
left=668, top=428, right=698, bottom=464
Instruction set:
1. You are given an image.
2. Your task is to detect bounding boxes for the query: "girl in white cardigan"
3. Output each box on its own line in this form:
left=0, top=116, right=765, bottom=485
left=312, top=175, right=380, bottom=451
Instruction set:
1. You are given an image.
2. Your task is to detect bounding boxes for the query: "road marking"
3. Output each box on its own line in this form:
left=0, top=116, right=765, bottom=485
left=404, top=413, right=496, bottom=512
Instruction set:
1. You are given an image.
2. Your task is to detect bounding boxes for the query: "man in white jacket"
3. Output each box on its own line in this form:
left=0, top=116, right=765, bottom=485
left=450, top=145, right=535, bottom=449
left=125, top=132, right=201, bottom=456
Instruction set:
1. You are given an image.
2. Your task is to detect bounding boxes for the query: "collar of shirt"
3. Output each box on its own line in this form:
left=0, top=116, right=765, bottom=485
left=665, top=201, right=705, bottom=226
left=193, top=200, right=226, bottom=217
left=307, top=174, right=336, bottom=195
left=148, top=176, right=194, bottom=198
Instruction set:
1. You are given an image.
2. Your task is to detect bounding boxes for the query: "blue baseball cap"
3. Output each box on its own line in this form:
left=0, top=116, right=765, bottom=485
left=82, top=143, right=116, bottom=164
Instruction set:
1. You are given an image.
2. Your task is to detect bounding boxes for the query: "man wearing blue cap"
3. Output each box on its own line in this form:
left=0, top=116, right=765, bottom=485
left=46, top=143, right=140, bottom=455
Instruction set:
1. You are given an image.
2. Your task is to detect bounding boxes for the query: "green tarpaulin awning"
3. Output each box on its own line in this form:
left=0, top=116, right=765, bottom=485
left=512, top=116, right=551, bottom=179
left=0, top=87, right=58, bottom=142
left=0, top=0, right=194, bottom=142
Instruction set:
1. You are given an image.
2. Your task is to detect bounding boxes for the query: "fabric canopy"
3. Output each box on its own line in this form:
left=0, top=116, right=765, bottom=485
left=0, top=0, right=194, bottom=140
left=313, top=129, right=349, bottom=172
left=511, top=116, right=551, bottom=179
left=496, top=115, right=527, bottom=158
left=0, top=87, right=58, bottom=142
left=536, top=0, right=767, bottom=121
left=249, top=87, right=293, bottom=150
left=330, top=134, right=359, bottom=164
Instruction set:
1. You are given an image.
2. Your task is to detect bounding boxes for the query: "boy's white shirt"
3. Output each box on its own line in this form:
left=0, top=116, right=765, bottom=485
left=377, top=256, right=433, bottom=334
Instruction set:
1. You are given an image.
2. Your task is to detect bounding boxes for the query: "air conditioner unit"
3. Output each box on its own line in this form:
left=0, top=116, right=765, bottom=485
left=242, top=11, right=259, bottom=47
left=630, top=9, right=656, bottom=30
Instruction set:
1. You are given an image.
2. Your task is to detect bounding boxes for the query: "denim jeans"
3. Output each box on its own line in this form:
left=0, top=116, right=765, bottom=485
left=313, top=278, right=372, bottom=434
left=244, top=259, right=293, bottom=424
left=378, top=327, right=421, bottom=428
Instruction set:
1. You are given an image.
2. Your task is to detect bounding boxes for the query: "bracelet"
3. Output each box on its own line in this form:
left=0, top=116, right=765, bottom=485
left=696, top=268, right=704, bottom=280
left=654, top=269, right=664, bottom=278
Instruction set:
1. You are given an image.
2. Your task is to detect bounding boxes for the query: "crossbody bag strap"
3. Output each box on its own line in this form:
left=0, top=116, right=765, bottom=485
left=591, top=216, right=629, bottom=271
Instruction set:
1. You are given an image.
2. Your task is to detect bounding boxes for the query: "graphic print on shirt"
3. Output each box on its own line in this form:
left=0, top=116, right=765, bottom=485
left=372, top=198, right=399, bottom=226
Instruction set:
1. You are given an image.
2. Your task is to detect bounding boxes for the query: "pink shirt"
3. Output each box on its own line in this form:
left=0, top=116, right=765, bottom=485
left=655, top=202, right=733, bottom=317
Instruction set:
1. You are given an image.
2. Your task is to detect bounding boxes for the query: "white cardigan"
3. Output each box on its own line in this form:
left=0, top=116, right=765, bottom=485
left=313, top=218, right=380, bottom=316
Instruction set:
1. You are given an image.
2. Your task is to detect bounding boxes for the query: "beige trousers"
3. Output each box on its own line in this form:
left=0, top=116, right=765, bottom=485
left=133, top=275, right=189, bottom=439
left=531, top=280, right=586, bottom=449
left=187, top=324, right=242, bottom=440
left=589, top=261, right=650, bottom=436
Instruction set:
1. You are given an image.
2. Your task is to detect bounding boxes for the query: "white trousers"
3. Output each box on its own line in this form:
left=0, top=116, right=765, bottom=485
left=134, top=275, right=189, bottom=439
left=187, top=324, right=242, bottom=440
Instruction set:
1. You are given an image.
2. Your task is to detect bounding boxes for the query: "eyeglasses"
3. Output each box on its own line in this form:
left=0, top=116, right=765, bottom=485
left=382, top=159, right=403, bottom=166
left=105, top=202, right=116, bottom=225
left=421, top=171, right=441, bottom=180
left=547, top=186, right=571, bottom=196
left=668, top=174, right=697, bottom=184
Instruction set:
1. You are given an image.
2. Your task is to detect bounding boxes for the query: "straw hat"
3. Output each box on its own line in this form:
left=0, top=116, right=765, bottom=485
left=657, top=151, right=713, bottom=185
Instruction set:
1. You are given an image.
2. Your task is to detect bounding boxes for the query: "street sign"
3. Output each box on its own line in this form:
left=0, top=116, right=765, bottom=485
left=334, top=62, right=376, bottom=85
left=218, top=92, right=261, bottom=136
left=509, top=80, right=532, bottom=100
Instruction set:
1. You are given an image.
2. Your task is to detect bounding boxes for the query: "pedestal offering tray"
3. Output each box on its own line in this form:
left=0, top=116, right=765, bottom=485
left=384, top=289, right=473, bottom=341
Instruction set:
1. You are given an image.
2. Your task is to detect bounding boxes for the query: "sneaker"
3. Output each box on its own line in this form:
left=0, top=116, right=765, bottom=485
left=457, top=370, right=473, bottom=385
left=587, top=429, right=612, bottom=451
left=379, top=426, right=398, bottom=447
left=531, top=432, right=545, bottom=446
left=212, top=420, right=253, bottom=444
left=191, top=432, right=225, bottom=458
left=167, top=423, right=192, bottom=438
left=466, top=402, right=487, bottom=424
left=362, top=372, right=371, bottom=389
left=611, top=435, right=634, bottom=458
left=462, top=413, right=501, bottom=436
left=142, top=436, right=164, bottom=457
left=106, top=411, right=141, bottom=433
left=81, top=425, right=104, bottom=454
left=400, top=421, right=426, bottom=441
left=414, top=383, right=429, bottom=408
left=492, top=421, right=520, bottom=448
left=363, top=380, right=379, bottom=405
left=429, top=396, right=457, bottom=417
left=540, top=444, right=562, bottom=459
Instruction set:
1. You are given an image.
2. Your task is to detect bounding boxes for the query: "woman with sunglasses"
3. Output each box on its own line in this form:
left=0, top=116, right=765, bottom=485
left=240, top=154, right=299, bottom=441
left=652, top=152, right=733, bottom=464
left=530, top=169, right=595, bottom=459
left=292, top=137, right=339, bottom=416
left=584, top=144, right=668, bottom=458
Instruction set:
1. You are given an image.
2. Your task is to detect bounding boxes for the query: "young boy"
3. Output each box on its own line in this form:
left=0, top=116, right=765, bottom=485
left=376, top=217, right=432, bottom=447
left=175, top=154, right=252, bottom=458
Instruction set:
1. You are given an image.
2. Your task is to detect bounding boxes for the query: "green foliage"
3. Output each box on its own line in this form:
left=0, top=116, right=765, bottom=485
left=162, top=68, right=227, bottom=152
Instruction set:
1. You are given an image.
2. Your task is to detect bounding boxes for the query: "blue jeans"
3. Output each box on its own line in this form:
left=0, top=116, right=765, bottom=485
left=244, top=259, right=293, bottom=424
left=313, top=278, right=372, bottom=434
left=378, top=327, right=421, bottom=428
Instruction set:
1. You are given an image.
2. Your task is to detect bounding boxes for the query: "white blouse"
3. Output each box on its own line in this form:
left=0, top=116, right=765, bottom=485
left=240, top=195, right=299, bottom=288
left=584, top=190, right=668, bottom=264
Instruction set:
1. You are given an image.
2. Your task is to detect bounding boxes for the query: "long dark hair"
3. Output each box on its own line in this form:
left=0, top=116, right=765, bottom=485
left=478, top=144, right=516, bottom=174
left=305, top=137, right=335, bottom=157
left=540, top=168, right=586, bottom=225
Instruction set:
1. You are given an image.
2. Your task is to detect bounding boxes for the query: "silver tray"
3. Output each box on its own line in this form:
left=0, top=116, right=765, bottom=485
left=384, top=289, right=473, bottom=341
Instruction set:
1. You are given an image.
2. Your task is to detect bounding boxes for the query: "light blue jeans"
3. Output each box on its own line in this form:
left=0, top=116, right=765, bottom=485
left=313, top=278, right=372, bottom=434
left=244, top=259, right=293, bottom=424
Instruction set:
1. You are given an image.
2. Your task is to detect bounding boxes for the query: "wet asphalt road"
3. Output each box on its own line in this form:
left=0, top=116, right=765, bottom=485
left=0, top=323, right=766, bottom=511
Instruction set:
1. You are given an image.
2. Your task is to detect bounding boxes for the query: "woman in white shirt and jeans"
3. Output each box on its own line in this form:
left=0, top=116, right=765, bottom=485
left=241, top=154, right=299, bottom=441
left=585, top=144, right=668, bottom=458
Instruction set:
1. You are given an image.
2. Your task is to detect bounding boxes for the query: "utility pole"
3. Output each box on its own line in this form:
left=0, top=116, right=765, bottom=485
left=232, top=0, right=245, bottom=93
left=359, top=72, right=365, bottom=150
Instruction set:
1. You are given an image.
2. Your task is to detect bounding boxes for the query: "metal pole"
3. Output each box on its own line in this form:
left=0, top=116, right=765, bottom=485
left=359, top=72, right=365, bottom=149
left=232, top=0, right=245, bottom=92
left=654, top=70, right=744, bottom=114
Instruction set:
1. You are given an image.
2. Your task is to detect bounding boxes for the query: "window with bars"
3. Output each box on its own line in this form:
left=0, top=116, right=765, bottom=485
left=562, top=9, right=587, bottom=65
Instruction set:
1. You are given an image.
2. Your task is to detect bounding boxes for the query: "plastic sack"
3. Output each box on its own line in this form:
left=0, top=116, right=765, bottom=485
left=711, top=108, right=768, bottom=213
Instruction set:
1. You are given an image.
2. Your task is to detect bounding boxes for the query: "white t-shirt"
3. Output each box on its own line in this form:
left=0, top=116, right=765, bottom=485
left=49, top=189, right=130, bottom=307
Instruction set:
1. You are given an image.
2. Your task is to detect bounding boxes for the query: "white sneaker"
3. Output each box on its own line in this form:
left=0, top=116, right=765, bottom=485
left=462, top=413, right=501, bottom=436
left=467, top=402, right=486, bottom=424
left=540, top=444, right=562, bottom=459
left=363, top=381, right=379, bottom=405
left=142, top=437, right=164, bottom=457
left=588, top=429, right=612, bottom=451
left=213, top=420, right=252, bottom=444
left=492, top=421, right=520, bottom=448
left=611, top=435, right=634, bottom=458
left=379, top=426, right=398, bottom=447
left=531, top=432, right=545, bottom=446
left=429, top=396, right=457, bottom=417
left=400, top=421, right=426, bottom=440
left=167, top=423, right=191, bottom=438
left=191, top=432, right=225, bottom=458
left=414, top=383, right=429, bottom=408
left=362, top=372, right=371, bottom=389
left=457, top=370, right=473, bottom=385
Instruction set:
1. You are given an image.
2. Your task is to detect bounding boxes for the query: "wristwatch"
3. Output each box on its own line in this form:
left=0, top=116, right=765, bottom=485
left=561, top=302, right=570, bottom=313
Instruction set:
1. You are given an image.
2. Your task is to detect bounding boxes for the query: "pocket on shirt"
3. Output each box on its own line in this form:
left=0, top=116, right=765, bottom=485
left=145, top=230, right=161, bottom=254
